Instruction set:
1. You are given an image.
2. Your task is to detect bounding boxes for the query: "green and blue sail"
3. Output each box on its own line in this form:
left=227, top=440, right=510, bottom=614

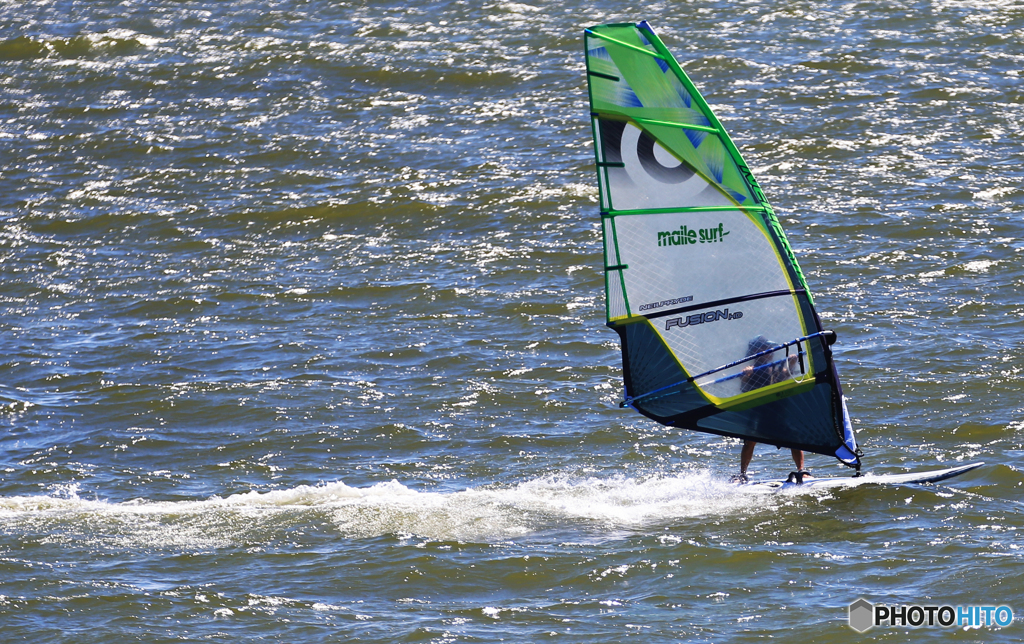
left=584, top=21, right=860, bottom=467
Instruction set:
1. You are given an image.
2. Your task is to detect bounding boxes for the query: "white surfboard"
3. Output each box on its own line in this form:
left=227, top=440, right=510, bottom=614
left=739, top=462, right=984, bottom=494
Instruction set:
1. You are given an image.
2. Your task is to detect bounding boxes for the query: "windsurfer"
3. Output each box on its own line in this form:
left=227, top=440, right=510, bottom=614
left=731, top=336, right=812, bottom=484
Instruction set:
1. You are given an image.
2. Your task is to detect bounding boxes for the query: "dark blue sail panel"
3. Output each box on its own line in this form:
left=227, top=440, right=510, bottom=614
left=618, top=320, right=855, bottom=461
left=617, top=319, right=707, bottom=418
left=693, top=383, right=845, bottom=455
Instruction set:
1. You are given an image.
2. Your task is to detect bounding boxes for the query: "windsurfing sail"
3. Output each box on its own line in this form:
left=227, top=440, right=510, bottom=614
left=584, top=21, right=861, bottom=468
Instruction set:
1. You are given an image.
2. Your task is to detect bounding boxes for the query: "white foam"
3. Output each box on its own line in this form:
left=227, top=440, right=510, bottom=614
left=0, top=471, right=777, bottom=547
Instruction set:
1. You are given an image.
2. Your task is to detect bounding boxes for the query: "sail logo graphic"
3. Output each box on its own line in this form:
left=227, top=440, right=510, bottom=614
left=664, top=308, right=742, bottom=331
left=639, top=295, right=693, bottom=312
left=657, top=223, right=730, bottom=247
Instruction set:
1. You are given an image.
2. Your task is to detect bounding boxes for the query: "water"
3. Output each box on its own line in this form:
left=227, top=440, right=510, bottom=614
left=2, top=0, right=1022, bottom=641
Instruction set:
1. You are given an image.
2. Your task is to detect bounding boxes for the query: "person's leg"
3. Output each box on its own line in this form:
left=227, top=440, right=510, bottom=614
left=741, top=440, right=756, bottom=474
left=790, top=449, right=813, bottom=481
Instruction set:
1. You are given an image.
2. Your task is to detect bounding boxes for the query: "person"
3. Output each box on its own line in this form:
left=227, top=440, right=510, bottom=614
left=730, top=336, right=812, bottom=484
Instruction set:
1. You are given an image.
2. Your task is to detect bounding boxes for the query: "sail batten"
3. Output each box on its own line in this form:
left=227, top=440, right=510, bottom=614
left=584, top=21, right=861, bottom=468
left=584, top=29, right=669, bottom=60
left=630, top=117, right=720, bottom=133
left=602, top=205, right=769, bottom=217
left=642, top=289, right=806, bottom=321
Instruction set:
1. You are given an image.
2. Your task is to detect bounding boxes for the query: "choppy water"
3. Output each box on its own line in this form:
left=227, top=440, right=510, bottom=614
left=2, top=1, right=1022, bottom=641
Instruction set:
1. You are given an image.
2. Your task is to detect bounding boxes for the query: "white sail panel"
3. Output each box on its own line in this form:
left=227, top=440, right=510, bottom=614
left=611, top=209, right=792, bottom=318
left=661, top=295, right=810, bottom=400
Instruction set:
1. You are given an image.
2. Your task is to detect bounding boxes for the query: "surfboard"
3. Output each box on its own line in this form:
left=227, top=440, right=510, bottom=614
left=738, top=462, right=984, bottom=493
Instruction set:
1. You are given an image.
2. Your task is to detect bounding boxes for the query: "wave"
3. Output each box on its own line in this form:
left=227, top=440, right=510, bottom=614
left=0, top=31, right=157, bottom=60
left=0, top=471, right=779, bottom=548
